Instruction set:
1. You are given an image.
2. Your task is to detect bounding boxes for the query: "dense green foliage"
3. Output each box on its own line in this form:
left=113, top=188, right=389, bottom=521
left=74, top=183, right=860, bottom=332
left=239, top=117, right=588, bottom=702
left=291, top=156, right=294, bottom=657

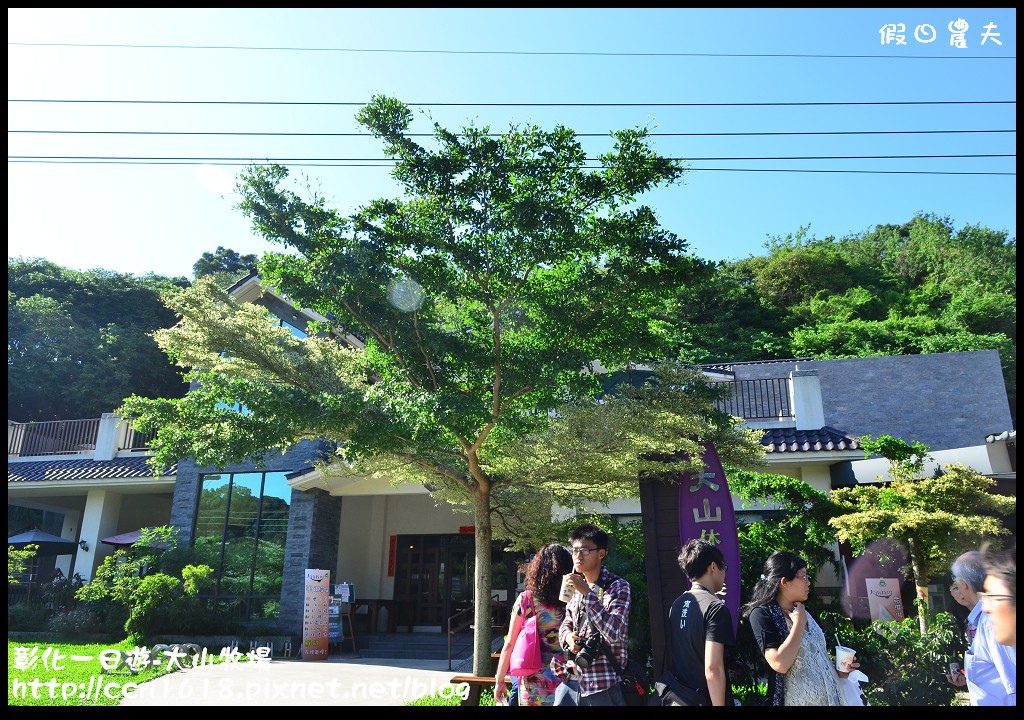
left=7, top=258, right=190, bottom=421
left=822, top=611, right=966, bottom=707
left=72, top=527, right=225, bottom=643
left=668, top=214, right=1016, bottom=414
left=192, top=245, right=258, bottom=279
left=10, top=214, right=1013, bottom=426
left=728, top=467, right=845, bottom=589
left=7, top=543, right=37, bottom=583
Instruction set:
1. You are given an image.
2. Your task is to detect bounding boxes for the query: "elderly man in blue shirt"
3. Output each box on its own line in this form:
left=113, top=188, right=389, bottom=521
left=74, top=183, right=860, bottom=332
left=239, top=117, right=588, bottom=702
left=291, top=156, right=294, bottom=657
left=948, top=550, right=1016, bottom=706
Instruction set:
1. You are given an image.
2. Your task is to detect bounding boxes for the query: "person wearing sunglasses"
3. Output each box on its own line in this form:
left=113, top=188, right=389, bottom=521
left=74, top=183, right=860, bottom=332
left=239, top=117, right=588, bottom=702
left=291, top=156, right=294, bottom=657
left=949, top=550, right=1016, bottom=705
left=553, top=523, right=631, bottom=706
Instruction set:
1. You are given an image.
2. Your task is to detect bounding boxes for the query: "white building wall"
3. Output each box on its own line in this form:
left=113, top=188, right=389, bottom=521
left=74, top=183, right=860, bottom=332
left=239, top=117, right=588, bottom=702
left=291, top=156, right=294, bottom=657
left=336, top=494, right=472, bottom=602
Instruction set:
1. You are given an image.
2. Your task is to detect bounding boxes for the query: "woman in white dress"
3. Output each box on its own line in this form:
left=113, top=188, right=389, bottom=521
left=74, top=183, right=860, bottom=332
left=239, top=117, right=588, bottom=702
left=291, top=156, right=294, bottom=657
left=741, top=551, right=859, bottom=706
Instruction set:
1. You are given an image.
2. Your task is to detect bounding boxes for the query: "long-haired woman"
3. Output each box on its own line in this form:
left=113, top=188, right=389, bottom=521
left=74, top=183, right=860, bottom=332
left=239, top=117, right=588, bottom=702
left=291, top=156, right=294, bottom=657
left=741, top=551, right=857, bottom=706
left=495, top=543, right=574, bottom=706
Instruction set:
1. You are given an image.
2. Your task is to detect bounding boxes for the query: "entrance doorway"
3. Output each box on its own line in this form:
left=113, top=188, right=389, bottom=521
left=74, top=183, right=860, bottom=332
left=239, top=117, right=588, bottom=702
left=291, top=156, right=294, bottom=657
left=394, top=534, right=474, bottom=630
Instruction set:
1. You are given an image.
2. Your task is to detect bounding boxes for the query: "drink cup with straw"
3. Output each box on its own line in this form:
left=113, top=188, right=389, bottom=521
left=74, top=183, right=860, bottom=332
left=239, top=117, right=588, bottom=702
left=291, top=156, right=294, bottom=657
left=834, top=634, right=856, bottom=673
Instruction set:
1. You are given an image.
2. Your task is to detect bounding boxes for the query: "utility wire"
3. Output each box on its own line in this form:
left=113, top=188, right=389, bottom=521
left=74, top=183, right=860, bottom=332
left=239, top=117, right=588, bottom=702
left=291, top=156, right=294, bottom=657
left=7, top=129, right=1017, bottom=138
left=8, top=153, right=1014, bottom=162
left=6, top=159, right=1013, bottom=175
left=8, top=99, right=1016, bottom=107
left=7, top=41, right=1016, bottom=60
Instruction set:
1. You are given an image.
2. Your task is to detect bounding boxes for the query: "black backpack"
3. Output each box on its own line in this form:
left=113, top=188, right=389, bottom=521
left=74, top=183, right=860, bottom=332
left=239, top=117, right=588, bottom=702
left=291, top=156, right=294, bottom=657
left=586, top=573, right=652, bottom=706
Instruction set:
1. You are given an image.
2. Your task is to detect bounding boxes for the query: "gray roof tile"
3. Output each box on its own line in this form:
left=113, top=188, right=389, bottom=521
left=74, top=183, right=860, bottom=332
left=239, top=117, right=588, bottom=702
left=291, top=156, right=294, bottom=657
left=8, top=456, right=176, bottom=483
left=761, top=426, right=861, bottom=453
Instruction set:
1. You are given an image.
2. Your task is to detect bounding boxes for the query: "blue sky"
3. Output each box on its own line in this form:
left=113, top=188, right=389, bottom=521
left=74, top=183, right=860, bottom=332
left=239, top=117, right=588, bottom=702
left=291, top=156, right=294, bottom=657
left=7, top=8, right=1016, bottom=279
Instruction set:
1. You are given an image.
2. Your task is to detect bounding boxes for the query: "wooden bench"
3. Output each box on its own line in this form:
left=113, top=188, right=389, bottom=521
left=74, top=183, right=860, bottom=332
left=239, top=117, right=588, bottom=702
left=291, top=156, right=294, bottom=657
left=449, top=674, right=511, bottom=706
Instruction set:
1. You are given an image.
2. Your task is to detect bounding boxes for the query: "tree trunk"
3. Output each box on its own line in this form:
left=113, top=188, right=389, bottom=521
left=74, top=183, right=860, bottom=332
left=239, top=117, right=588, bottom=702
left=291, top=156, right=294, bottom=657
left=908, top=537, right=929, bottom=633
left=473, top=483, right=494, bottom=676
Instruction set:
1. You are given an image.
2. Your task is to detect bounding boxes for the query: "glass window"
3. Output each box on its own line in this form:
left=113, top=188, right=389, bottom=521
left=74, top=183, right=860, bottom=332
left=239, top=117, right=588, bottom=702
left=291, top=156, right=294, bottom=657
left=195, top=471, right=291, bottom=621
left=267, top=310, right=308, bottom=338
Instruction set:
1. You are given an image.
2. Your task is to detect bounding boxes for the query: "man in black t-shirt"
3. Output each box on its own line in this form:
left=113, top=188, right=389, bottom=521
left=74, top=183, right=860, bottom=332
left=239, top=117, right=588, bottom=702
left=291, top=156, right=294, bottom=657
left=668, top=539, right=736, bottom=706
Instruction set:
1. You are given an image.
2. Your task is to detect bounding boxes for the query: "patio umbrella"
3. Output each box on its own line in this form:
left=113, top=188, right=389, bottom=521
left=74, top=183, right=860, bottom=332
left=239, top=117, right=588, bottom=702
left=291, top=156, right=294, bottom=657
left=7, top=529, right=78, bottom=556
left=100, top=528, right=168, bottom=549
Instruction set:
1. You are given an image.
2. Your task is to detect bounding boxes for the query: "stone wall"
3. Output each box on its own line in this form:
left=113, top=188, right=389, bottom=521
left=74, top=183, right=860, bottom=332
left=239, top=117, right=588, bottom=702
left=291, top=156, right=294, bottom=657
left=733, top=350, right=1012, bottom=451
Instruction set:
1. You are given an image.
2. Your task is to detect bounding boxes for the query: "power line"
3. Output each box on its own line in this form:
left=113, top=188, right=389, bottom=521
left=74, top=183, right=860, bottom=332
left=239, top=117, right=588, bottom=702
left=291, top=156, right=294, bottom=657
left=7, top=99, right=1016, bottom=107
left=7, top=128, right=1017, bottom=138
left=8, top=41, right=1015, bottom=60
left=7, top=159, right=1014, bottom=176
left=8, top=153, right=1014, bottom=162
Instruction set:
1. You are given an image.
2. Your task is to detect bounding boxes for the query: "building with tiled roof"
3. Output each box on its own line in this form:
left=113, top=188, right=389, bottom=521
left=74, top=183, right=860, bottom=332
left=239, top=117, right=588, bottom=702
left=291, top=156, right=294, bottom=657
left=8, top=274, right=1014, bottom=642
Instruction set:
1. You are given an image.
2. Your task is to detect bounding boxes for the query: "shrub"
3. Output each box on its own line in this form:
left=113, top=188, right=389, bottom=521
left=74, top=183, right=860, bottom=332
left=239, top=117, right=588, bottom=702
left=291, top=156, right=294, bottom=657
left=820, top=610, right=965, bottom=706
left=45, top=607, right=120, bottom=640
left=8, top=603, right=49, bottom=632
left=126, top=573, right=183, bottom=639
left=75, top=526, right=226, bottom=641
left=39, top=568, right=84, bottom=613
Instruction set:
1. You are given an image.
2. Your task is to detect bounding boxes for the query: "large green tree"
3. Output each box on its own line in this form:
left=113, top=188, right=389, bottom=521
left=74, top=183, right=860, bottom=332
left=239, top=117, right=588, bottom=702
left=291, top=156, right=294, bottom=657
left=8, top=259, right=191, bottom=421
left=120, top=95, right=764, bottom=673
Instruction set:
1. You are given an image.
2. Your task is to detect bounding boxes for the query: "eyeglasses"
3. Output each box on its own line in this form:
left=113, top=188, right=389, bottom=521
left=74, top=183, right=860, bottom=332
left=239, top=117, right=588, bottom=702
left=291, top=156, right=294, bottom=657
left=719, top=562, right=729, bottom=572
left=979, top=593, right=1015, bottom=605
left=793, top=572, right=811, bottom=582
left=571, top=546, right=599, bottom=557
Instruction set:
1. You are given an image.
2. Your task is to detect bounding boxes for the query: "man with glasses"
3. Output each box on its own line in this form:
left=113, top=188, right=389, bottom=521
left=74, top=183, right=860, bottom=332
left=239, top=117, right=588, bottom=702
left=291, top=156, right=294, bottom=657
left=555, top=523, right=631, bottom=706
left=660, top=538, right=736, bottom=706
left=947, top=551, right=1016, bottom=705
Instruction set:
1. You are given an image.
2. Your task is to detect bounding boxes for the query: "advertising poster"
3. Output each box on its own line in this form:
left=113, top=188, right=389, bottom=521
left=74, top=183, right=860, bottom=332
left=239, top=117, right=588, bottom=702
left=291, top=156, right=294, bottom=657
left=302, top=568, right=331, bottom=660
left=865, top=577, right=905, bottom=622
left=677, top=443, right=741, bottom=636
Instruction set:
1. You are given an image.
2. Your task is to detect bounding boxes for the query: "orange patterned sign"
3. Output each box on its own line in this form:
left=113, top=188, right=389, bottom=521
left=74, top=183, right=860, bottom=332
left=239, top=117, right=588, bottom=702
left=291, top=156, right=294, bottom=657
left=302, top=569, right=331, bottom=660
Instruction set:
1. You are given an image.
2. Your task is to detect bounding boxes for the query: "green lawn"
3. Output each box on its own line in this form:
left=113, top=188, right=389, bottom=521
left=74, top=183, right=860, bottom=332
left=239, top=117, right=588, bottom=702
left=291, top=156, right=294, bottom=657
left=7, top=638, right=224, bottom=707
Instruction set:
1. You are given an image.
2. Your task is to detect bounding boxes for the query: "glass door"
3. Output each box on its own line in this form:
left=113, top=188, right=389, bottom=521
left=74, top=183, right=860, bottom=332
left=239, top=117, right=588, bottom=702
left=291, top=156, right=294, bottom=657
left=395, top=534, right=476, bottom=630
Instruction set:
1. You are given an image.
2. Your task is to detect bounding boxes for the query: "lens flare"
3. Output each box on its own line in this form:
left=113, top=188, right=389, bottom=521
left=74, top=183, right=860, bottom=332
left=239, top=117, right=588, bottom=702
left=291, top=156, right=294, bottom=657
left=387, top=275, right=425, bottom=312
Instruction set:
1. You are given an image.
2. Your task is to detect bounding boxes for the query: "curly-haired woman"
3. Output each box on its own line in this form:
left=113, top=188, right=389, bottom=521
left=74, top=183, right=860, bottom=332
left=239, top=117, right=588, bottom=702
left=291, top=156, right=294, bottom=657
left=494, top=543, right=574, bottom=706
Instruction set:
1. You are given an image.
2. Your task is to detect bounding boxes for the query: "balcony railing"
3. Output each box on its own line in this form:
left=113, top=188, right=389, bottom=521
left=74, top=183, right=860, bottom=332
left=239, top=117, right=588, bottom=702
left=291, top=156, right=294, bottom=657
left=8, top=417, right=156, bottom=458
left=8, top=418, right=100, bottom=457
left=712, top=378, right=793, bottom=420
left=119, top=425, right=157, bottom=452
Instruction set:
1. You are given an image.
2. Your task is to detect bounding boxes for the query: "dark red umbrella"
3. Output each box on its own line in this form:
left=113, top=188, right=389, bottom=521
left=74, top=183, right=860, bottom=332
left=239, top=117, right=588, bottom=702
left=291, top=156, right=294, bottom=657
left=100, top=528, right=169, bottom=549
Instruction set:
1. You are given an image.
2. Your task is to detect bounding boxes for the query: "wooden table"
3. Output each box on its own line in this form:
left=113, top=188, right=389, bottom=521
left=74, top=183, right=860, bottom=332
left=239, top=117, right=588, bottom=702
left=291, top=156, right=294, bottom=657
left=449, top=674, right=511, bottom=706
